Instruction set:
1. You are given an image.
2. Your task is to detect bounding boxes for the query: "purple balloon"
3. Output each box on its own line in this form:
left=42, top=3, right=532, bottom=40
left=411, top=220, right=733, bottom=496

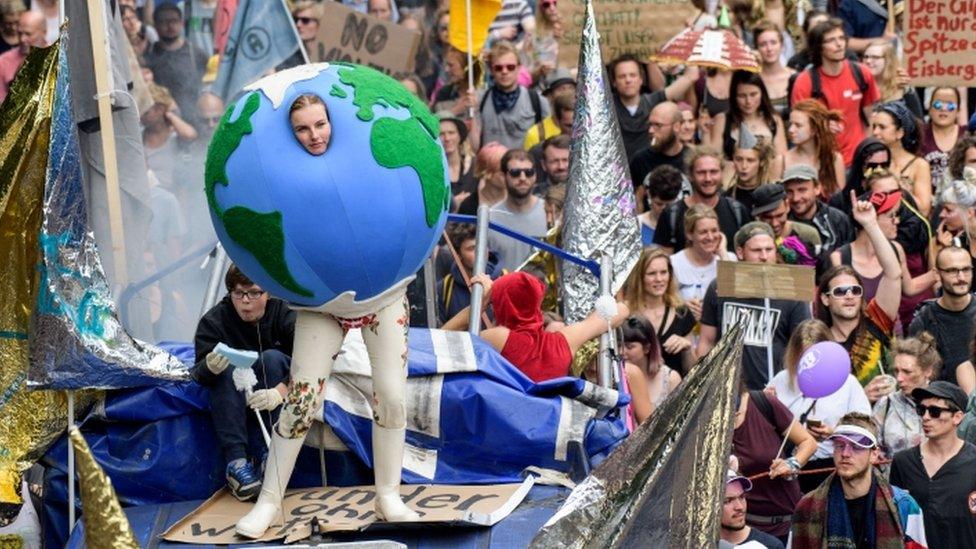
left=796, top=341, right=851, bottom=398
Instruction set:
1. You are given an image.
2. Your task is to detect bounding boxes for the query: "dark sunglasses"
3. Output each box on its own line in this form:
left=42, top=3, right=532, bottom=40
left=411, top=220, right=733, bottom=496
left=541, top=0, right=557, bottom=6
left=507, top=168, right=536, bottom=178
left=825, top=284, right=863, bottom=298
left=915, top=404, right=957, bottom=418
left=863, top=161, right=890, bottom=171
left=294, top=16, right=318, bottom=25
left=932, top=100, right=958, bottom=112
left=492, top=63, right=517, bottom=73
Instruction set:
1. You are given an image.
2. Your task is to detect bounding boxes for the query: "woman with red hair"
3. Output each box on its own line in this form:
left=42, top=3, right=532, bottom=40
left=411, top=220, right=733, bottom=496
left=785, top=99, right=846, bottom=199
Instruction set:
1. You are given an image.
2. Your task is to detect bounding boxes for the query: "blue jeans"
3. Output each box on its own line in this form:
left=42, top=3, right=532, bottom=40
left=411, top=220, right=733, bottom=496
left=209, top=349, right=290, bottom=464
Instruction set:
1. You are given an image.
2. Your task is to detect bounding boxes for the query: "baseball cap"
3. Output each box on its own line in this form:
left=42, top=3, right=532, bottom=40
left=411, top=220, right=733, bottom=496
left=858, top=190, right=902, bottom=215
left=726, top=468, right=753, bottom=492
left=827, top=424, right=878, bottom=449
left=912, top=380, right=969, bottom=412
left=734, top=221, right=775, bottom=249
left=542, top=68, right=576, bottom=96
left=780, top=164, right=819, bottom=185
left=750, top=183, right=786, bottom=216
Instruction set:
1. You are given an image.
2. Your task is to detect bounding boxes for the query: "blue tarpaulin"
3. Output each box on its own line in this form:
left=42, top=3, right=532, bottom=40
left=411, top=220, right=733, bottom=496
left=44, top=332, right=628, bottom=546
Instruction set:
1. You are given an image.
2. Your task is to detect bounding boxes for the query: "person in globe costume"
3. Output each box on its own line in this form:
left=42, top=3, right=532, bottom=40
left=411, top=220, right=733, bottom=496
left=202, top=63, right=451, bottom=538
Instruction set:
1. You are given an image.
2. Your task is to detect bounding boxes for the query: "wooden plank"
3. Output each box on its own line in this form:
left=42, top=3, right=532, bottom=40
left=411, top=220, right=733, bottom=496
left=716, top=261, right=815, bottom=302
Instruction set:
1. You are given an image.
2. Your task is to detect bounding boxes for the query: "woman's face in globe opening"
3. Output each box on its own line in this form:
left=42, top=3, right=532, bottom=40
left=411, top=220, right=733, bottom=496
left=291, top=103, right=331, bottom=156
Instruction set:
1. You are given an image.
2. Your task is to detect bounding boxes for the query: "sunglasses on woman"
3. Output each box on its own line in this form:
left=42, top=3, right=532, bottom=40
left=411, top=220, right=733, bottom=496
left=931, top=100, right=958, bottom=112
left=825, top=284, right=863, bottom=298
left=915, top=403, right=958, bottom=418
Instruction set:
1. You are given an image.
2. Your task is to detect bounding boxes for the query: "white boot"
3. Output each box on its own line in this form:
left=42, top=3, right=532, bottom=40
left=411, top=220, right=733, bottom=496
left=235, top=434, right=305, bottom=539
left=372, top=424, right=420, bottom=522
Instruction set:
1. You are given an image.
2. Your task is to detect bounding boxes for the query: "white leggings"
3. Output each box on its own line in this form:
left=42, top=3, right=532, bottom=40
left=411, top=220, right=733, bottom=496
left=276, top=296, right=409, bottom=439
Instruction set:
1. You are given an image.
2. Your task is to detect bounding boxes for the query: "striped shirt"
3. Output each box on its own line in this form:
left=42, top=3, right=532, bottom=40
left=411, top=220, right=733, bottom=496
left=488, top=0, right=534, bottom=34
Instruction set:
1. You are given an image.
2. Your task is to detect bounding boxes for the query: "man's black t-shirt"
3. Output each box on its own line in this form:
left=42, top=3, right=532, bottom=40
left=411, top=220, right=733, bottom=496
left=890, top=442, right=976, bottom=549
left=700, top=280, right=812, bottom=389
left=742, top=528, right=786, bottom=548
left=908, top=296, right=976, bottom=384
left=653, top=195, right=747, bottom=252
left=629, top=145, right=690, bottom=191
left=845, top=494, right=868, bottom=547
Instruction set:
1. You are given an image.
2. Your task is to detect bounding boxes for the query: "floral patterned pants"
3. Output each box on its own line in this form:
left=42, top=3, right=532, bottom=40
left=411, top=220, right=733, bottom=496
left=276, top=296, right=410, bottom=439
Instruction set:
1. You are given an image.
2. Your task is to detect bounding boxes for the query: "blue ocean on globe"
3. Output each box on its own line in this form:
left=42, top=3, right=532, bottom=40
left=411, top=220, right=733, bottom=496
left=205, top=63, right=450, bottom=308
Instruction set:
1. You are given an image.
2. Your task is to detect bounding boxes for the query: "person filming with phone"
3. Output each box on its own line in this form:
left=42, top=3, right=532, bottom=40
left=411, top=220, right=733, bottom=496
left=192, top=264, right=296, bottom=502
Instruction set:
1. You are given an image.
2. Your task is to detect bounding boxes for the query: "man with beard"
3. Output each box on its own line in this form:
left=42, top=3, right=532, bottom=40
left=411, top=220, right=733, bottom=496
left=629, top=101, right=692, bottom=200
left=653, top=147, right=748, bottom=253
left=488, top=149, right=547, bottom=271
left=909, top=247, right=976, bottom=395
left=891, top=382, right=976, bottom=549
left=145, top=4, right=207, bottom=121
left=536, top=134, right=569, bottom=197
left=720, top=467, right=785, bottom=548
left=783, top=164, right=855, bottom=256
left=792, top=413, right=928, bottom=548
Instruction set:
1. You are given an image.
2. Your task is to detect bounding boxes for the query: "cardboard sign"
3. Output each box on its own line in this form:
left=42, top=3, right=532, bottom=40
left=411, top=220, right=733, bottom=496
left=309, top=2, right=420, bottom=75
left=716, top=261, right=815, bottom=303
left=162, top=479, right=534, bottom=544
left=904, top=0, right=976, bottom=86
left=556, top=0, right=697, bottom=68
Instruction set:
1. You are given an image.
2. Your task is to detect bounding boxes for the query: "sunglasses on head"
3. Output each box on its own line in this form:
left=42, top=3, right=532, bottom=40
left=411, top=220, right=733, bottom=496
left=932, top=100, right=958, bottom=112
left=915, top=403, right=958, bottom=418
left=492, top=63, right=518, bottom=73
left=507, top=167, right=536, bottom=178
left=825, top=284, right=863, bottom=298
left=294, top=16, right=318, bottom=25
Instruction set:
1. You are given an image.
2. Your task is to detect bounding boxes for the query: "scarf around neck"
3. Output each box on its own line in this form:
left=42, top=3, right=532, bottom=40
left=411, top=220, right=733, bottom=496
left=491, top=86, right=521, bottom=113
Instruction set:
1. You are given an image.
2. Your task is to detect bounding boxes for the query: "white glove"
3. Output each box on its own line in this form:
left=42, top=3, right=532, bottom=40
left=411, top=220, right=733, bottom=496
left=247, top=388, right=284, bottom=411
left=205, top=351, right=230, bottom=375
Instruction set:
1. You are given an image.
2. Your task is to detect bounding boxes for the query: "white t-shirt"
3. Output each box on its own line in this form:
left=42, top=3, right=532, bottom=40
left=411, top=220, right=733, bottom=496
left=670, top=249, right=736, bottom=302
left=768, top=372, right=871, bottom=461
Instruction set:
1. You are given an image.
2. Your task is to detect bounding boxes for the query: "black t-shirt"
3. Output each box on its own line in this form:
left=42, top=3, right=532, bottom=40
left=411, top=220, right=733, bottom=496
left=742, top=527, right=786, bottom=548
left=700, top=280, right=812, bottom=389
left=658, top=306, right=697, bottom=375
left=614, top=90, right=667, bottom=161
left=628, top=145, right=690, bottom=192
left=908, top=296, right=976, bottom=384
left=653, top=195, right=747, bottom=252
left=890, top=442, right=976, bottom=549
left=845, top=493, right=869, bottom=548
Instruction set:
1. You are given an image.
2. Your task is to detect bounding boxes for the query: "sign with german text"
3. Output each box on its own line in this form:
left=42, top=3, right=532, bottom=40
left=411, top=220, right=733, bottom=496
left=556, top=0, right=696, bottom=68
left=904, top=0, right=976, bottom=86
left=310, top=1, right=420, bottom=75
left=716, top=261, right=815, bottom=303
left=162, top=480, right=534, bottom=544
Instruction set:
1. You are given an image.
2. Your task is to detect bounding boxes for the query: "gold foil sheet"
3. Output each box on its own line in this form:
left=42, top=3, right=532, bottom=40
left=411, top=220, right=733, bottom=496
left=68, top=428, right=139, bottom=548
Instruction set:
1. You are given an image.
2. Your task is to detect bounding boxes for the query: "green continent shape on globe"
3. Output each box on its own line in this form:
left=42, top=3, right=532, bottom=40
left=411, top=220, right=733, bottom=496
left=204, top=92, right=313, bottom=298
left=371, top=117, right=449, bottom=227
left=335, top=64, right=447, bottom=227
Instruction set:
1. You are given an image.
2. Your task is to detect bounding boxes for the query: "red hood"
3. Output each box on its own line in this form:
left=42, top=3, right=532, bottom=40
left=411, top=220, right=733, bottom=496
left=491, top=272, right=544, bottom=332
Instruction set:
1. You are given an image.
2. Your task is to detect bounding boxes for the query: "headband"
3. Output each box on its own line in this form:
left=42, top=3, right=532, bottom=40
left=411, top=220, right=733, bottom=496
left=879, top=101, right=916, bottom=138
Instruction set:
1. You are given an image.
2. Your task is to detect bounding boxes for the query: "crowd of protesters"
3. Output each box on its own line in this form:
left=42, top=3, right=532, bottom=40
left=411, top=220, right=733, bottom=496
left=5, top=0, right=976, bottom=546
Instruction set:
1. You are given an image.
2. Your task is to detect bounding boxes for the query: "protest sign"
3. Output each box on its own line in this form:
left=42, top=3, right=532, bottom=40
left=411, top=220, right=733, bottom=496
left=903, top=0, right=976, bottom=86
left=716, top=261, right=815, bottom=302
left=309, top=1, right=420, bottom=75
left=556, top=0, right=696, bottom=68
left=162, top=479, right=534, bottom=544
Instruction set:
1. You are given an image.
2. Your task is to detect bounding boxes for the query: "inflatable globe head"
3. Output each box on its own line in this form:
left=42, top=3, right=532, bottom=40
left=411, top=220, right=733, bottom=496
left=205, top=63, right=450, bottom=308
